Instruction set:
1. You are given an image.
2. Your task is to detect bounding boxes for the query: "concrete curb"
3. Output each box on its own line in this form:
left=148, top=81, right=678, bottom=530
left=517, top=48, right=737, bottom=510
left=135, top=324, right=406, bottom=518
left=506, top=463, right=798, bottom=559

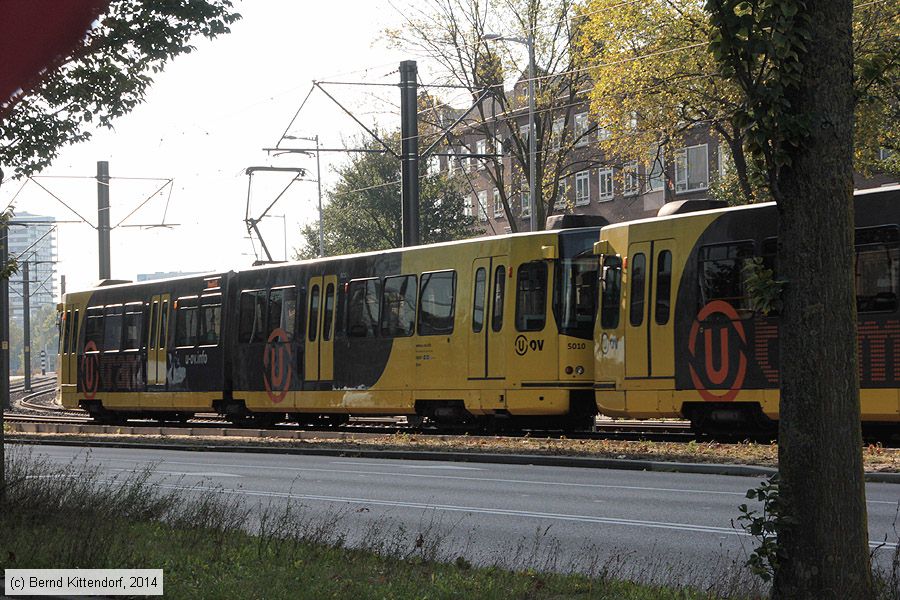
left=10, top=435, right=900, bottom=483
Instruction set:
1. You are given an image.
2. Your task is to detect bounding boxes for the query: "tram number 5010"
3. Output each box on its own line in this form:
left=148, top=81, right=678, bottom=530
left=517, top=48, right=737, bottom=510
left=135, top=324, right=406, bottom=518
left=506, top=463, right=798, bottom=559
left=567, top=342, right=586, bottom=350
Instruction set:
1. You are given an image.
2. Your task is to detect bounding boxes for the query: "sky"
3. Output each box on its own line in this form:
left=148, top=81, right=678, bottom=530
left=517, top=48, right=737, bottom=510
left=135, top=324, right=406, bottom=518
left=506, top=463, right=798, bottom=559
left=2, top=1, right=434, bottom=293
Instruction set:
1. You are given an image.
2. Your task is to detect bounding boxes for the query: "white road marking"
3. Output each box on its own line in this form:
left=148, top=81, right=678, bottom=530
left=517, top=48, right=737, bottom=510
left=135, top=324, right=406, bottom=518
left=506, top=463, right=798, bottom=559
left=339, top=461, right=484, bottom=470
left=152, top=482, right=899, bottom=551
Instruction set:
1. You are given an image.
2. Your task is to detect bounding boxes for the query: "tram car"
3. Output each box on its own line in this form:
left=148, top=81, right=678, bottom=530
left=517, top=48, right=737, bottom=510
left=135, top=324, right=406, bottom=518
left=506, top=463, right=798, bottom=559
left=592, top=185, right=900, bottom=435
left=58, top=222, right=602, bottom=430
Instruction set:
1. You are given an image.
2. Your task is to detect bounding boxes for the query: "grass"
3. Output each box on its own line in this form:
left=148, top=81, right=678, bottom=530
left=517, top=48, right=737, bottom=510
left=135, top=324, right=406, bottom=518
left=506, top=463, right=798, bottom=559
left=0, top=447, right=771, bottom=600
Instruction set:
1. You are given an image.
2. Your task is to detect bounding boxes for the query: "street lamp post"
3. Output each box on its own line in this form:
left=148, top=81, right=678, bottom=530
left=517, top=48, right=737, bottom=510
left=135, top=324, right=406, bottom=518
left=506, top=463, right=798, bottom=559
left=484, top=32, right=537, bottom=231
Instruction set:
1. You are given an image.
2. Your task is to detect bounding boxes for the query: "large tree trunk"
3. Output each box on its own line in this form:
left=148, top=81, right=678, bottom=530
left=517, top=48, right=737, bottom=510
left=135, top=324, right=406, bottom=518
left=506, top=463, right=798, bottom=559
left=773, top=1, right=872, bottom=598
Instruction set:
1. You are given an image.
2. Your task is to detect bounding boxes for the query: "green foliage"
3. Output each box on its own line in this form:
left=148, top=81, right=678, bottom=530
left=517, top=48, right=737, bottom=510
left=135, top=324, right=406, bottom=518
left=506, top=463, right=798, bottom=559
left=742, top=256, right=784, bottom=316
left=0, top=0, right=240, bottom=177
left=736, top=474, right=793, bottom=583
left=705, top=0, right=812, bottom=174
left=296, top=132, right=476, bottom=259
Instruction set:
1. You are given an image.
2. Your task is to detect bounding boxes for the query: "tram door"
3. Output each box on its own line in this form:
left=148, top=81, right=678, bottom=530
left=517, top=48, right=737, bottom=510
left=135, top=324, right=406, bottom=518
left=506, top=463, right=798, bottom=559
left=467, top=256, right=508, bottom=381
left=304, top=275, right=337, bottom=385
left=146, top=294, right=170, bottom=388
left=625, top=240, right=675, bottom=379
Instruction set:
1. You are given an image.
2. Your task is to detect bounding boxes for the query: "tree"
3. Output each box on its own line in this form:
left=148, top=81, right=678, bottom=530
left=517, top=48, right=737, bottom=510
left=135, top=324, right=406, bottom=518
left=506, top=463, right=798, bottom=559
left=387, top=0, right=603, bottom=230
left=704, top=1, right=872, bottom=598
left=0, top=0, right=240, bottom=178
left=295, top=132, right=476, bottom=259
left=576, top=0, right=898, bottom=204
left=0, top=0, right=239, bottom=505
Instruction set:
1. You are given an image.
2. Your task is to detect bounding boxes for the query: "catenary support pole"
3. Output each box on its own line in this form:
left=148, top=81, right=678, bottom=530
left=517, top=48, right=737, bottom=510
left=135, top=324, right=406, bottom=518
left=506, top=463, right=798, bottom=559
left=97, top=160, right=111, bottom=280
left=22, top=259, right=30, bottom=392
left=399, top=60, right=420, bottom=247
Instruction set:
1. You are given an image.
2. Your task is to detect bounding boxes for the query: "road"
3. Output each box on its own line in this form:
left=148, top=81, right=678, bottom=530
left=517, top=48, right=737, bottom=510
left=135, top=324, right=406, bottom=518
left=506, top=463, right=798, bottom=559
left=10, top=443, right=900, bottom=586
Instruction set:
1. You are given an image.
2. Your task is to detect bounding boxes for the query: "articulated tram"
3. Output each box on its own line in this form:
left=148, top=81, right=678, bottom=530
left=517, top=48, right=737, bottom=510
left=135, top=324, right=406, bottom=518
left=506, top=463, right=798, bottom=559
left=58, top=224, right=602, bottom=430
left=593, top=185, right=900, bottom=435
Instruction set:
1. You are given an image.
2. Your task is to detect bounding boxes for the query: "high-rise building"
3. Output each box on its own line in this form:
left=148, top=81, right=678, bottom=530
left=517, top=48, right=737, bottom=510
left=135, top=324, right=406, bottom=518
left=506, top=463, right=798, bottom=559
left=8, top=213, right=57, bottom=323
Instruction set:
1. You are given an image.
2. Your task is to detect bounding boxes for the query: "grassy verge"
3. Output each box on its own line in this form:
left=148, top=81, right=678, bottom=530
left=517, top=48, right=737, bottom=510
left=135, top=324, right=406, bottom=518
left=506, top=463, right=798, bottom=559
left=0, top=447, right=770, bottom=600
left=7, top=429, right=900, bottom=472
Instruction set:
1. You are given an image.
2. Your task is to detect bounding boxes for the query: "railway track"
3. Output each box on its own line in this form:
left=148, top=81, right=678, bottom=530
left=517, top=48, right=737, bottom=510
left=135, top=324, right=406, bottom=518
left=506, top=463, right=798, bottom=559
left=5, top=375, right=696, bottom=441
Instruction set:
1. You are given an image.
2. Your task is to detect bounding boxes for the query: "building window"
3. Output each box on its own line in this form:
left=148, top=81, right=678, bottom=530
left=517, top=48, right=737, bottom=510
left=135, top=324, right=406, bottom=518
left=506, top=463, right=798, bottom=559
left=493, top=188, right=504, bottom=219
left=598, top=168, right=614, bottom=201
left=520, top=186, right=531, bottom=218
left=477, top=190, right=489, bottom=221
left=623, top=161, right=639, bottom=196
left=552, top=117, right=565, bottom=148
left=675, top=143, right=709, bottom=193
left=718, top=143, right=732, bottom=179
left=555, top=178, right=569, bottom=210
left=574, top=113, right=588, bottom=146
left=428, top=155, right=440, bottom=176
left=575, top=171, right=590, bottom=206
left=475, top=138, right=486, bottom=170
left=879, top=148, right=894, bottom=161
left=463, top=197, right=474, bottom=218
left=648, top=147, right=665, bottom=192
left=447, top=147, right=457, bottom=174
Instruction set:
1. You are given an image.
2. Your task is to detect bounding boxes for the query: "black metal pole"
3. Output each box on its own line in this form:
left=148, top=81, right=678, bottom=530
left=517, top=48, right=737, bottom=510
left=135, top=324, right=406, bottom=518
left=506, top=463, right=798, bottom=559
left=97, top=160, right=111, bottom=280
left=22, top=259, right=30, bottom=392
left=399, top=60, right=420, bottom=247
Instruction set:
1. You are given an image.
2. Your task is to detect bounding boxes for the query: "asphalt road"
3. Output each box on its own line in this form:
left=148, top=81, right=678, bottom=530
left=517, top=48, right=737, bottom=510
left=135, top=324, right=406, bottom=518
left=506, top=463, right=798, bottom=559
left=10, top=444, right=900, bottom=586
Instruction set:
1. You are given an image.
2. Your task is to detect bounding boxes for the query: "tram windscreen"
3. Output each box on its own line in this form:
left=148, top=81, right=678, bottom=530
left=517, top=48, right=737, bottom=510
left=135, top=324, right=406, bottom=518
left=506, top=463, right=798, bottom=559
left=554, top=255, right=598, bottom=340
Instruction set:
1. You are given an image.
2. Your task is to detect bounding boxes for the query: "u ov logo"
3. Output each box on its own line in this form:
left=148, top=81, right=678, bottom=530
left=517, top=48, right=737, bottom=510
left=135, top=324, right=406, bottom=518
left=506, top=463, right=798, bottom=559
left=687, top=301, right=748, bottom=402
left=81, top=341, right=100, bottom=399
left=264, top=328, right=293, bottom=404
left=515, top=335, right=544, bottom=356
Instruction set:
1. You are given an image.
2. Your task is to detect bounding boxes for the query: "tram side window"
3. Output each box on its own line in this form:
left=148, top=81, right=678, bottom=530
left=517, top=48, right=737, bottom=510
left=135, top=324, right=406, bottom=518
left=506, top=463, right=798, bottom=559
left=492, top=266, right=506, bottom=332
left=200, top=294, right=222, bottom=345
left=419, top=271, right=456, bottom=336
left=600, top=256, right=622, bottom=329
left=472, top=268, right=486, bottom=333
left=516, top=262, right=547, bottom=332
left=308, top=285, right=320, bottom=342
left=266, top=287, right=297, bottom=341
left=148, top=302, right=159, bottom=348
left=629, top=254, right=646, bottom=327
left=655, top=251, right=673, bottom=325
left=238, top=290, right=266, bottom=343
left=856, top=226, right=900, bottom=313
left=71, top=310, right=79, bottom=353
left=381, top=275, right=417, bottom=337
left=323, top=284, right=335, bottom=341
left=698, top=242, right=755, bottom=310
left=159, top=301, right=169, bottom=349
left=103, top=305, right=124, bottom=352
left=174, top=297, right=199, bottom=347
left=347, top=279, right=381, bottom=338
left=123, top=303, right=143, bottom=350
left=62, top=310, right=72, bottom=354
left=85, top=307, right=104, bottom=352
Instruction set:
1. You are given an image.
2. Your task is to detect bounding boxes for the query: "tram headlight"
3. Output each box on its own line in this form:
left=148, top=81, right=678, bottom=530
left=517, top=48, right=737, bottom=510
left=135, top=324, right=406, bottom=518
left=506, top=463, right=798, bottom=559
left=575, top=365, right=585, bottom=375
